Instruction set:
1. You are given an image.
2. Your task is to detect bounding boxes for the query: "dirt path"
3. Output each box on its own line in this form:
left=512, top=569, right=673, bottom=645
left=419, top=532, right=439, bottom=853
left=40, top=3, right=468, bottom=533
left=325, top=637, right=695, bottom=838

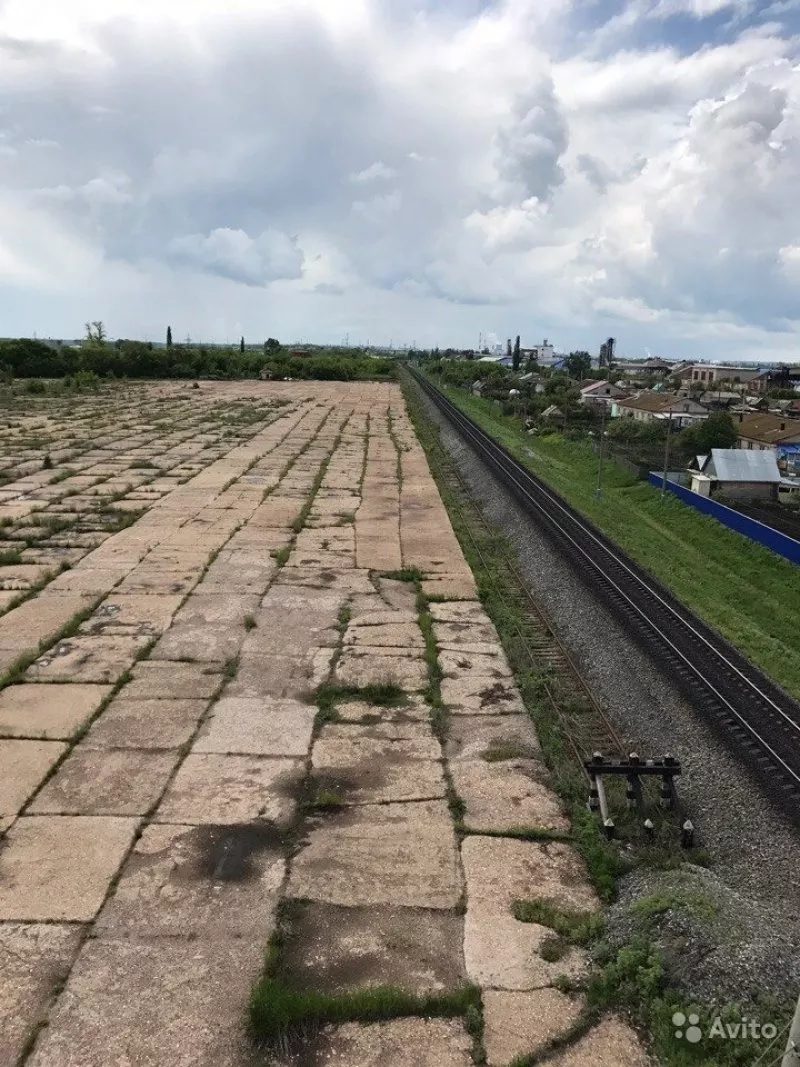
left=1, top=382, right=649, bottom=1066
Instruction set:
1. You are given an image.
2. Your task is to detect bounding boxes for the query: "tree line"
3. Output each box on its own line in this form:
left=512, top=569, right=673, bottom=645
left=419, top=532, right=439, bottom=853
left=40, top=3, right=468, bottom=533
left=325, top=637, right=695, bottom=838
left=0, top=333, right=395, bottom=383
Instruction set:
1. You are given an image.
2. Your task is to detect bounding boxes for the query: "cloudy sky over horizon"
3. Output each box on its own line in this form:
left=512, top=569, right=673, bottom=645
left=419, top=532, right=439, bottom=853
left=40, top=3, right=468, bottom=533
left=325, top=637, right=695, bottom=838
left=2, top=0, right=800, bottom=359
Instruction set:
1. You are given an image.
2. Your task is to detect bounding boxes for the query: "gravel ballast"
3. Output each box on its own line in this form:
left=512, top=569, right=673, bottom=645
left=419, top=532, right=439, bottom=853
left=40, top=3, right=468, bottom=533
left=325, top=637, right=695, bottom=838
left=416, top=386, right=800, bottom=1002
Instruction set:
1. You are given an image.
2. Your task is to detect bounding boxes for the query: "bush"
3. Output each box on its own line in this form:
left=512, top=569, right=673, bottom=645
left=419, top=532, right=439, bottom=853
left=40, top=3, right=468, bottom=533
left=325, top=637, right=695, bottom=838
left=66, top=370, right=101, bottom=392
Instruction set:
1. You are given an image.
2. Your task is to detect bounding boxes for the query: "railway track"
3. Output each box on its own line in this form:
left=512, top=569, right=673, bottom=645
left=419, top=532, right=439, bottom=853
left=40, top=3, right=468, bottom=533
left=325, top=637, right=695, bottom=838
left=408, top=380, right=627, bottom=772
left=408, top=367, right=800, bottom=822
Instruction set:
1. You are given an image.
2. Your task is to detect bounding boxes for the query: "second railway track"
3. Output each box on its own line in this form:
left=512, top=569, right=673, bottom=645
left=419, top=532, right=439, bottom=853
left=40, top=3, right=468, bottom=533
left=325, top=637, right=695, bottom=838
left=408, top=367, right=800, bottom=823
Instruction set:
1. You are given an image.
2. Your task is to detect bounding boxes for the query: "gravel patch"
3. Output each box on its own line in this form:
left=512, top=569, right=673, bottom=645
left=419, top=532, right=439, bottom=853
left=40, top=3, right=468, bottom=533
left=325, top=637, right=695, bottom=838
left=416, top=388, right=800, bottom=998
left=604, top=865, right=800, bottom=1005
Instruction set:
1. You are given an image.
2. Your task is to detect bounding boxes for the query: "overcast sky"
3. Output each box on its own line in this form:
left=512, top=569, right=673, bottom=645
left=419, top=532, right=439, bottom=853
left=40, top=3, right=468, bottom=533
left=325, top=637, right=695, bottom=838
left=2, top=0, right=800, bottom=360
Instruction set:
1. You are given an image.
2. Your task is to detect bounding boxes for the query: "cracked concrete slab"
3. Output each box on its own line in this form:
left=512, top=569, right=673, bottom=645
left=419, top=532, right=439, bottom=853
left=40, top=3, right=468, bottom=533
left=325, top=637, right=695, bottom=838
left=461, top=837, right=599, bottom=916
left=0, top=815, right=139, bottom=921
left=335, top=647, right=428, bottom=690
left=278, top=901, right=465, bottom=995
left=193, top=696, right=316, bottom=757
left=123, top=660, right=223, bottom=700
left=463, top=910, right=588, bottom=991
left=450, top=760, right=568, bottom=833
left=154, top=753, right=303, bottom=826
left=97, top=822, right=285, bottom=938
left=288, top=800, right=462, bottom=909
left=24, top=936, right=269, bottom=1067
left=29, top=748, right=179, bottom=816
left=81, top=698, right=208, bottom=749
left=445, top=714, right=541, bottom=762
left=545, top=1016, right=651, bottom=1067
left=309, top=1017, right=473, bottom=1066
left=311, top=734, right=445, bottom=804
left=0, top=683, right=113, bottom=741
left=0, top=738, right=67, bottom=816
left=442, top=675, right=526, bottom=716
left=0, top=923, right=84, bottom=1065
left=483, top=989, right=586, bottom=1066
left=25, top=635, right=152, bottom=684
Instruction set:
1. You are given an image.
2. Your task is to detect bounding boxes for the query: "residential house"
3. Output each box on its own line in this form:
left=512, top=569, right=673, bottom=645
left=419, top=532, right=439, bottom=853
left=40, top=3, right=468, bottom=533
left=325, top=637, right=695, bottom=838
left=541, top=404, right=564, bottom=424
left=690, top=449, right=781, bottom=502
left=699, top=390, right=739, bottom=409
left=616, top=391, right=708, bottom=426
left=669, top=361, right=694, bottom=382
left=689, top=363, right=764, bottom=388
left=734, top=411, right=800, bottom=451
left=578, top=380, right=628, bottom=409
left=615, top=358, right=673, bottom=378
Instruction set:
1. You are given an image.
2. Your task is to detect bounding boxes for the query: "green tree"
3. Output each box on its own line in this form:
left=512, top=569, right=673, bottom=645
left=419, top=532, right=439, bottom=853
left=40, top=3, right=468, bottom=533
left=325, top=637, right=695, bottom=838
left=679, top=411, right=739, bottom=455
left=166, top=325, right=173, bottom=349
left=506, top=338, right=512, bottom=362
left=264, top=338, right=281, bottom=353
left=512, top=335, right=521, bottom=372
left=84, top=321, right=106, bottom=345
left=565, top=351, right=592, bottom=380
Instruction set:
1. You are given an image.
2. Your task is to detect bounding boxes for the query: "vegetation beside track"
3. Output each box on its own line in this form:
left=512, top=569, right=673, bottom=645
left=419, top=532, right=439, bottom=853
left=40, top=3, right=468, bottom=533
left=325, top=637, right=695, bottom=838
left=424, top=374, right=800, bottom=703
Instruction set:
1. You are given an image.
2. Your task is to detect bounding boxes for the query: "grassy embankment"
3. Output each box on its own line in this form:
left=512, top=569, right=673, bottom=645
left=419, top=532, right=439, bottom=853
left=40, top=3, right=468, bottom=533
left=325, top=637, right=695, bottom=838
left=431, top=378, right=800, bottom=702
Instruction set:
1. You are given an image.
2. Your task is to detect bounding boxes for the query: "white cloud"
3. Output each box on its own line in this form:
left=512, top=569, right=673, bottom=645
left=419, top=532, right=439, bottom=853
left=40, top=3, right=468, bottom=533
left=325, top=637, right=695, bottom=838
left=168, top=228, right=305, bottom=286
left=350, top=161, right=397, bottom=182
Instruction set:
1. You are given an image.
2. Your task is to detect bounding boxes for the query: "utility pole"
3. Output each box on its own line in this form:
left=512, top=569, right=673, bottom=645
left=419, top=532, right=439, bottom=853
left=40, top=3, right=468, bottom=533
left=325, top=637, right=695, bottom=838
left=661, top=412, right=674, bottom=501
left=596, top=402, right=607, bottom=498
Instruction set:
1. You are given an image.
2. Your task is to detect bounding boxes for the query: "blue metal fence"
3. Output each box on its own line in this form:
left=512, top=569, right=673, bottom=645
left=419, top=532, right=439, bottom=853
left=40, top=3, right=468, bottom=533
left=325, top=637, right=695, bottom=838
left=646, top=474, right=800, bottom=566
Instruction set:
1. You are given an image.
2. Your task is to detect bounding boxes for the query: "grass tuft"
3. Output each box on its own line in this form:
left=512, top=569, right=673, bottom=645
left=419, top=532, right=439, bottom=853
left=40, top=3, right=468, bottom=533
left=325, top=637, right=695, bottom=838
left=249, top=977, right=481, bottom=1049
left=314, top=680, right=407, bottom=714
left=380, top=567, right=424, bottom=583
left=512, top=898, right=604, bottom=945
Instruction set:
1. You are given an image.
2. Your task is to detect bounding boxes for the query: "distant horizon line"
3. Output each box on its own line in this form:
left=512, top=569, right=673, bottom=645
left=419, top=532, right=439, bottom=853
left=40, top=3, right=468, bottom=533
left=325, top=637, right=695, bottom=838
left=6, top=335, right=800, bottom=369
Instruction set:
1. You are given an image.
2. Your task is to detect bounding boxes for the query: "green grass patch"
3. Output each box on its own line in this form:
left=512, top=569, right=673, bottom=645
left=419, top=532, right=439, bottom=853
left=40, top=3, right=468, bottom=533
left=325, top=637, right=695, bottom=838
left=512, top=898, right=604, bottom=945
left=270, top=546, right=291, bottom=567
left=305, top=788, right=345, bottom=812
left=0, top=548, right=23, bottom=565
left=630, top=889, right=719, bottom=925
left=314, top=681, right=408, bottom=714
left=249, top=977, right=481, bottom=1050
left=243, top=614, right=257, bottom=631
left=50, top=468, right=76, bottom=484
left=418, top=602, right=442, bottom=709
left=380, top=567, right=425, bottom=583
left=481, top=740, right=537, bottom=762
